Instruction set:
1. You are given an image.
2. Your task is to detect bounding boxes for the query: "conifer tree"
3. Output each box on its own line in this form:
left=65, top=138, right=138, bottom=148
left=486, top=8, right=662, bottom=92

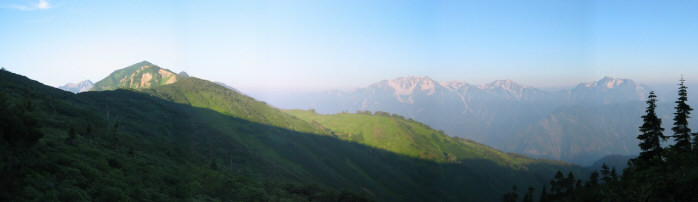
left=672, top=77, right=693, bottom=152
left=565, top=172, right=576, bottom=195
left=601, top=164, right=611, bottom=183
left=551, top=171, right=564, bottom=196
left=637, top=91, right=666, bottom=163
left=585, top=171, right=599, bottom=187
left=539, top=185, right=549, bottom=202
left=610, top=167, right=618, bottom=182
left=522, top=186, right=535, bottom=202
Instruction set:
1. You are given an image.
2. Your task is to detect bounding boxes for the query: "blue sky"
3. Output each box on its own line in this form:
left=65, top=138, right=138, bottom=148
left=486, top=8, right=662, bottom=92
left=2, top=0, right=698, bottom=93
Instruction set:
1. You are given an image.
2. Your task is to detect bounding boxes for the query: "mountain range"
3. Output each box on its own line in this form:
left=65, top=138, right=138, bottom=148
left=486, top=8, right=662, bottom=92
left=0, top=62, right=589, bottom=201
left=267, top=76, right=696, bottom=165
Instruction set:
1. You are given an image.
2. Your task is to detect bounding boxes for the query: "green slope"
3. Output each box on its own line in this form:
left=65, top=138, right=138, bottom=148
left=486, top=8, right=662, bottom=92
left=1, top=69, right=370, bottom=201
left=286, top=110, right=572, bottom=168
left=139, top=77, right=326, bottom=135
left=1, top=64, right=588, bottom=201
left=91, top=61, right=179, bottom=91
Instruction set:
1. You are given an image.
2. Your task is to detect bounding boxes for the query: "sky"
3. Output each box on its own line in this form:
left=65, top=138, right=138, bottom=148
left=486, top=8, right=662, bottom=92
left=2, top=0, right=698, bottom=93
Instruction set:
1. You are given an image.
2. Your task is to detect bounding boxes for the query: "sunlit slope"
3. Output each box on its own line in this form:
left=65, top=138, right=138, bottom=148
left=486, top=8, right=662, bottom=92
left=91, top=61, right=179, bottom=91
left=140, top=77, right=328, bottom=135
left=286, top=109, right=570, bottom=167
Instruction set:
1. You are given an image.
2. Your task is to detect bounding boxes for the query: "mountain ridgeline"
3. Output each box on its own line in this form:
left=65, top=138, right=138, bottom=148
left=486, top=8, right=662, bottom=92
left=269, top=76, right=698, bottom=165
left=0, top=62, right=587, bottom=201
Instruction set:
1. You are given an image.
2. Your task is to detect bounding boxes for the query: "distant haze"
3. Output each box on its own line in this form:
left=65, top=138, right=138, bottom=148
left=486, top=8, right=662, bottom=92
left=261, top=76, right=698, bottom=165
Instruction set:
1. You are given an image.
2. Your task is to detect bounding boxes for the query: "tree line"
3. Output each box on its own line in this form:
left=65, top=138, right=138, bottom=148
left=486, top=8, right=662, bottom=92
left=504, top=77, right=698, bottom=201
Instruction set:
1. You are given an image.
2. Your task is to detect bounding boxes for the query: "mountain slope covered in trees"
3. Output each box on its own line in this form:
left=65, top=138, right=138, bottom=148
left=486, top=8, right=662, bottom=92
left=1, top=64, right=587, bottom=201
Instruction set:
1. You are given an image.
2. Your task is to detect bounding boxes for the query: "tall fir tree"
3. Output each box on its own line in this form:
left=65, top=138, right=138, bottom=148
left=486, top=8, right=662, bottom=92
left=637, top=91, right=666, bottom=163
left=565, top=172, right=576, bottom=195
left=585, top=171, right=599, bottom=188
left=601, top=163, right=611, bottom=184
left=672, top=77, right=693, bottom=152
left=539, top=185, right=549, bottom=202
left=522, top=186, right=535, bottom=202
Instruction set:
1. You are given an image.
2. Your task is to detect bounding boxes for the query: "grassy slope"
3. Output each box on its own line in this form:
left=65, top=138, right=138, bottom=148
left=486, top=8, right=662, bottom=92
left=140, top=77, right=326, bottom=135
left=286, top=109, right=574, bottom=167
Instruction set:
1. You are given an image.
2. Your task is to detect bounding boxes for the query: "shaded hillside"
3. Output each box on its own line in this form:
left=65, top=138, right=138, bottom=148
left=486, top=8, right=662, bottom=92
left=587, top=154, right=634, bottom=172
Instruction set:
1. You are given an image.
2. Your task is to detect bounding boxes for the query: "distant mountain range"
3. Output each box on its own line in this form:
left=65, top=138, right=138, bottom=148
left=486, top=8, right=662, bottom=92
left=267, top=76, right=697, bottom=165
left=58, top=80, right=94, bottom=93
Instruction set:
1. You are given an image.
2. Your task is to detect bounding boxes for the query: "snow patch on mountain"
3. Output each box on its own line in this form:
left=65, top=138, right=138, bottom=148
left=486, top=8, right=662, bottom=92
left=58, top=80, right=94, bottom=93
left=386, top=76, right=438, bottom=95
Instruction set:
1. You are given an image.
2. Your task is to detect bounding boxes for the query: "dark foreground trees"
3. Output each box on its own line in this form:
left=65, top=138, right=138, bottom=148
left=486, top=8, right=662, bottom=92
left=504, top=78, right=698, bottom=201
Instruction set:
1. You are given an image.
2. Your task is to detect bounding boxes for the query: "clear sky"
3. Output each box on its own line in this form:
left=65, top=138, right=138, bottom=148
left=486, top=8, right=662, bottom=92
left=2, top=0, right=698, bottom=93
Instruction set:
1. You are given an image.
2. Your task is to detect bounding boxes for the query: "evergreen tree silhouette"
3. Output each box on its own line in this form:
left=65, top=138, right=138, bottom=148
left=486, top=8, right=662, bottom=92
left=672, top=77, right=693, bottom=152
left=539, top=185, right=549, bottom=202
left=600, top=163, right=611, bottom=183
left=636, top=91, right=666, bottom=165
left=522, top=186, right=534, bottom=202
left=585, top=170, right=599, bottom=188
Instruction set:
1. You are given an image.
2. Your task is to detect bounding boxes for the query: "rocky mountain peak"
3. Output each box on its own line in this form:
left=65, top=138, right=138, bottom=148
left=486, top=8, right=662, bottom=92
left=580, top=76, right=632, bottom=89
left=383, top=76, right=439, bottom=95
left=479, top=80, right=529, bottom=91
left=91, top=61, right=179, bottom=91
left=440, top=81, right=471, bottom=91
left=571, top=77, right=647, bottom=105
left=58, top=80, right=94, bottom=93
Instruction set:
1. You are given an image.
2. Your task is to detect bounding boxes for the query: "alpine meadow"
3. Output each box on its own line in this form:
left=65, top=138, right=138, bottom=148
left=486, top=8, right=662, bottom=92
left=3, top=1, right=698, bottom=201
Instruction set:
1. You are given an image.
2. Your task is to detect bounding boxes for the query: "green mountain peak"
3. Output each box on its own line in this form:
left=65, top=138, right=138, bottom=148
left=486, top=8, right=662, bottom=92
left=92, top=61, right=179, bottom=91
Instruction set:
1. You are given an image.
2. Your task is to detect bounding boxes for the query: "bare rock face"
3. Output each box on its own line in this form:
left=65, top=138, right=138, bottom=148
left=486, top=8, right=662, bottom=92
left=92, top=61, right=179, bottom=91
